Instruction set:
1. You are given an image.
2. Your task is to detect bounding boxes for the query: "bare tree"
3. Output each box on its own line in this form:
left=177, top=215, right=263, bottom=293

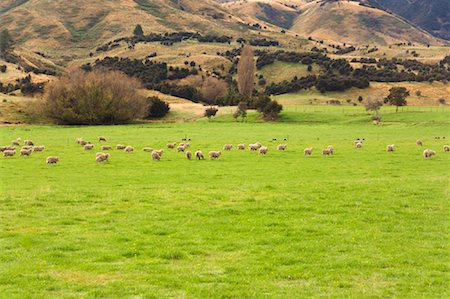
left=237, top=43, right=254, bottom=98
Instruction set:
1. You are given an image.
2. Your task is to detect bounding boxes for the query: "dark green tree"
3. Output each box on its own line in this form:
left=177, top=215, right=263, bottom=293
left=133, top=24, right=144, bottom=37
left=204, top=107, right=218, bottom=121
left=385, top=87, right=409, bottom=112
left=0, top=29, right=13, bottom=55
left=233, top=101, right=247, bottom=122
left=145, top=96, right=170, bottom=118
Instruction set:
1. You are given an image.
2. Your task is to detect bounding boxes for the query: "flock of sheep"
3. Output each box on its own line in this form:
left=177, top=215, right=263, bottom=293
left=1, top=137, right=449, bottom=164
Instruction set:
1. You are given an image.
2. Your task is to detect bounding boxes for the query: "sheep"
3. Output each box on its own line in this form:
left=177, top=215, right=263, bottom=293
left=33, top=146, right=45, bottom=152
left=259, top=146, right=268, bottom=155
left=0, top=146, right=15, bottom=152
left=124, top=146, right=134, bottom=153
left=166, top=143, right=176, bottom=149
left=142, top=147, right=153, bottom=152
left=195, top=150, right=204, bottom=160
left=46, top=156, right=59, bottom=164
left=99, top=136, right=107, bottom=142
left=116, top=144, right=126, bottom=150
left=80, top=140, right=88, bottom=146
left=237, top=144, right=246, bottom=150
left=423, top=149, right=436, bottom=158
left=3, top=150, right=16, bottom=157
left=249, top=144, right=260, bottom=151
left=22, top=146, right=33, bottom=150
left=20, top=148, right=32, bottom=156
left=277, top=144, right=287, bottom=151
left=101, top=145, right=112, bottom=151
left=304, top=148, right=313, bottom=156
left=327, top=145, right=334, bottom=155
left=186, top=151, right=192, bottom=160
left=0, top=146, right=7, bottom=152
left=76, top=138, right=83, bottom=144
left=177, top=144, right=187, bottom=152
left=152, top=150, right=162, bottom=160
left=223, top=144, right=233, bottom=151
left=416, top=139, right=423, bottom=146
left=443, top=145, right=450, bottom=153
left=152, top=149, right=164, bottom=158
left=11, top=140, right=20, bottom=146
left=355, top=142, right=363, bottom=149
left=208, top=151, right=222, bottom=159
left=96, top=153, right=110, bottom=163
left=84, top=144, right=94, bottom=150
left=387, top=144, right=395, bottom=152
left=24, top=140, right=34, bottom=146
left=322, top=148, right=332, bottom=156
left=179, top=143, right=190, bottom=148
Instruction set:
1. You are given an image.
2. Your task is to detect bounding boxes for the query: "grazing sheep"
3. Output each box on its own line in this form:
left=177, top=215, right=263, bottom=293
left=179, top=143, right=190, bottom=148
left=96, top=153, right=110, bottom=163
left=166, top=143, right=176, bottom=149
left=177, top=144, right=187, bottom=152
left=101, top=145, right=112, bottom=150
left=259, top=146, right=268, bottom=155
left=80, top=140, right=88, bottom=146
left=423, top=149, right=436, bottom=158
left=84, top=144, right=94, bottom=150
left=304, top=148, right=313, bottom=156
left=76, top=138, right=83, bottom=144
left=20, top=148, right=32, bottom=156
left=24, top=140, right=34, bottom=146
left=22, top=145, right=33, bottom=150
left=223, top=144, right=233, bottom=151
left=208, top=151, right=222, bottom=159
left=186, top=151, right=192, bottom=160
left=124, top=146, right=134, bottom=153
left=116, top=144, right=126, bottom=150
left=237, top=144, right=245, bottom=150
left=46, top=156, right=59, bottom=164
left=195, top=150, right=204, bottom=160
left=416, top=139, right=423, bottom=146
left=387, top=144, right=395, bottom=152
left=249, top=144, right=260, bottom=151
left=0, top=146, right=7, bottom=152
left=327, top=145, right=334, bottom=154
left=11, top=140, right=20, bottom=146
left=153, top=149, right=164, bottom=158
left=322, top=148, right=332, bottom=156
left=142, top=147, right=153, bottom=152
left=443, top=145, right=450, bottom=152
left=277, top=144, right=287, bottom=151
left=99, top=136, right=107, bottom=142
left=3, top=150, right=16, bottom=157
left=355, top=142, right=363, bottom=149
left=152, top=150, right=161, bottom=160
left=33, top=146, right=45, bottom=152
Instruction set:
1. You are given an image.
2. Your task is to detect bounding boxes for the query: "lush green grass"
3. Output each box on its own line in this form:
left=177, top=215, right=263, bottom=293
left=0, top=110, right=449, bottom=298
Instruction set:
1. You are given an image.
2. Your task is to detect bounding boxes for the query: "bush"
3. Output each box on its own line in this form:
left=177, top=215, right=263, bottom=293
left=204, top=107, right=218, bottom=121
left=39, top=69, right=147, bottom=125
left=0, top=65, right=6, bottom=73
left=145, top=96, right=170, bottom=118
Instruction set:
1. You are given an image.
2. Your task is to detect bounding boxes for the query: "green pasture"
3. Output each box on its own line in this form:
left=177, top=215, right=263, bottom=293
left=0, top=109, right=449, bottom=298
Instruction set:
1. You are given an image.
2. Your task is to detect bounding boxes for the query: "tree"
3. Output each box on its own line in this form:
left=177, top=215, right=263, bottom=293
left=204, top=107, right=218, bottom=121
left=0, top=29, right=13, bottom=55
left=237, top=43, right=254, bottom=98
left=39, top=68, right=147, bottom=125
left=133, top=24, right=144, bottom=37
left=145, top=96, right=170, bottom=118
left=262, top=100, right=283, bottom=120
left=358, top=95, right=363, bottom=103
left=385, top=87, right=409, bottom=112
left=233, top=101, right=247, bottom=122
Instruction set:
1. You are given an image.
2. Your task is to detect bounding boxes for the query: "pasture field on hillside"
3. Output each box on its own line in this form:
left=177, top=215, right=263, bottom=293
left=0, top=110, right=449, bottom=298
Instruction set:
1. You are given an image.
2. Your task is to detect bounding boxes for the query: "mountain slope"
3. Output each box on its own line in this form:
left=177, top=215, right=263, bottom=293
left=0, top=0, right=275, bottom=57
left=374, top=0, right=450, bottom=41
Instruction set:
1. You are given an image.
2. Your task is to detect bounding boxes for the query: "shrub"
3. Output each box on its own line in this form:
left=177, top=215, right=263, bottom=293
left=39, top=69, right=147, bottom=125
left=0, top=65, right=6, bottom=73
left=204, top=107, right=219, bottom=121
left=145, top=96, right=170, bottom=118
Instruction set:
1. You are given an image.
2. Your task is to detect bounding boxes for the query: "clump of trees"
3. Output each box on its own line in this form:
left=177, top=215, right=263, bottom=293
left=204, top=107, right=219, bottom=121
left=39, top=69, right=147, bottom=125
left=145, top=96, right=170, bottom=118
left=0, top=29, right=13, bottom=57
left=384, top=87, right=409, bottom=112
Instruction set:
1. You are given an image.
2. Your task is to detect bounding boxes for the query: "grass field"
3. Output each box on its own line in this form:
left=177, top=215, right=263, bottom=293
left=0, top=109, right=449, bottom=298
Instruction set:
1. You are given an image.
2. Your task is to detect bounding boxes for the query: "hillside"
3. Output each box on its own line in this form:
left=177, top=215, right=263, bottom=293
left=0, top=0, right=279, bottom=58
left=222, top=0, right=441, bottom=46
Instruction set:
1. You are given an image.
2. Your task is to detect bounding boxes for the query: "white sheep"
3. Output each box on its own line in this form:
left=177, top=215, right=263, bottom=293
left=84, top=144, right=94, bottom=150
left=177, top=144, right=187, bottom=152
left=116, top=144, right=126, bottom=150
left=277, top=144, right=287, bottom=151
left=101, top=145, right=112, bottom=150
left=24, top=140, right=34, bottom=146
left=304, top=148, right=313, bottom=156
left=423, top=149, right=436, bottom=158
left=186, top=151, right=192, bottom=160
left=152, top=150, right=161, bottom=160
left=208, top=151, right=222, bottom=159
left=443, top=145, right=449, bottom=153
left=195, top=150, right=204, bottom=160
left=355, top=142, right=363, bottom=149
left=99, top=136, right=107, bottom=142
left=416, top=139, right=423, bottom=146
left=11, top=140, right=20, bottom=146
left=259, top=146, right=268, bottom=155
left=124, top=146, right=134, bottom=153
left=166, top=143, right=176, bottom=149
left=387, top=144, right=395, bottom=152
left=327, top=145, right=334, bottom=154
left=20, top=148, right=32, bottom=156
left=3, top=150, right=16, bottom=157
left=237, top=144, right=246, bottom=150
left=33, top=146, right=45, bottom=152
left=223, top=144, right=233, bottom=151
left=142, top=147, right=153, bottom=152
left=322, top=148, right=332, bottom=156
left=96, top=153, right=110, bottom=163
left=46, top=156, right=59, bottom=164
